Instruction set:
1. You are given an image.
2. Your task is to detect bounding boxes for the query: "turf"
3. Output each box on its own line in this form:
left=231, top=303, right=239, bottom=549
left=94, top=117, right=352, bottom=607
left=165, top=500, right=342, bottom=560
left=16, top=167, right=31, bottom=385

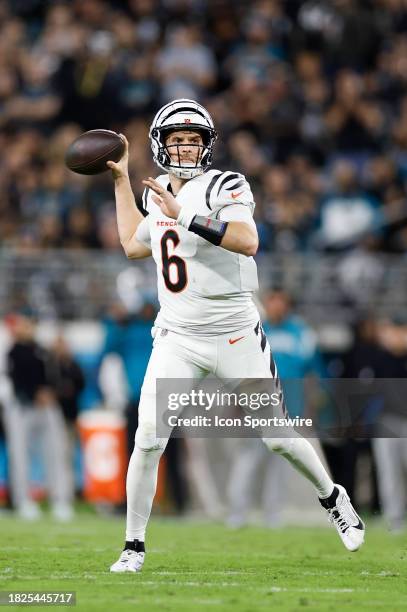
left=0, top=514, right=406, bottom=611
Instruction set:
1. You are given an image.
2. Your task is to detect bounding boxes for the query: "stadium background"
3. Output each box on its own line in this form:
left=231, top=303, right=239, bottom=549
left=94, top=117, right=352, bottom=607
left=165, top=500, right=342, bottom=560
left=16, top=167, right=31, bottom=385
left=0, top=0, right=406, bottom=526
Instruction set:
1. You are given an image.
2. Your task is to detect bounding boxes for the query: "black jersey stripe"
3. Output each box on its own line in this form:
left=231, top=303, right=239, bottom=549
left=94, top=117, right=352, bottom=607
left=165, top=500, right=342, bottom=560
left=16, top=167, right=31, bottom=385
left=271, top=361, right=289, bottom=417
left=143, top=186, right=149, bottom=209
left=137, top=201, right=148, bottom=217
left=216, top=173, right=241, bottom=196
left=143, top=187, right=150, bottom=214
left=205, top=171, right=223, bottom=210
left=260, top=326, right=267, bottom=352
left=224, top=179, right=245, bottom=191
left=267, top=347, right=289, bottom=418
left=269, top=351, right=276, bottom=378
left=254, top=321, right=260, bottom=335
left=137, top=188, right=149, bottom=217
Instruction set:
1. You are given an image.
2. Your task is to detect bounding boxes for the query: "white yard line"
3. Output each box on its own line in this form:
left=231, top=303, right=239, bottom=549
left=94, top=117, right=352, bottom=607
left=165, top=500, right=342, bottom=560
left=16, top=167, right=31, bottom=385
left=152, top=570, right=248, bottom=575
left=134, top=581, right=368, bottom=593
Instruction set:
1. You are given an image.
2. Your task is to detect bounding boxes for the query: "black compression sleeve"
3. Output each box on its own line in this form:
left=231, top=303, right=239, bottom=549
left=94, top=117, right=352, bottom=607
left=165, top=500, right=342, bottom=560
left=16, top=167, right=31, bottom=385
left=188, top=215, right=228, bottom=246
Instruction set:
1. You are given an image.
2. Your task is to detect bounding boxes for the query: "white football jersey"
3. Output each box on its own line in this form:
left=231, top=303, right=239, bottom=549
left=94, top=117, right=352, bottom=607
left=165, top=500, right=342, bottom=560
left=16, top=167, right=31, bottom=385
left=135, top=169, right=260, bottom=335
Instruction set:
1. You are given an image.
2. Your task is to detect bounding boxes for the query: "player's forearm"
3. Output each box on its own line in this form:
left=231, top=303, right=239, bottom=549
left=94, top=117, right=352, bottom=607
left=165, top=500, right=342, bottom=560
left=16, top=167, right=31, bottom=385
left=177, top=209, right=258, bottom=257
left=113, top=176, right=148, bottom=257
left=220, top=221, right=259, bottom=256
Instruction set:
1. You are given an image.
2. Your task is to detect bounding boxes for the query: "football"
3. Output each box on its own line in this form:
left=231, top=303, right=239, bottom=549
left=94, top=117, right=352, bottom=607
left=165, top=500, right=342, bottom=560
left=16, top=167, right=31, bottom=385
left=65, top=129, right=125, bottom=175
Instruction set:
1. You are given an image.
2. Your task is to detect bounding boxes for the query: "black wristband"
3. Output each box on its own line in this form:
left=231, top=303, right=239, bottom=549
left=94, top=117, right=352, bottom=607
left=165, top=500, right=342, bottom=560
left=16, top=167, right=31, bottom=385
left=188, top=214, right=228, bottom=246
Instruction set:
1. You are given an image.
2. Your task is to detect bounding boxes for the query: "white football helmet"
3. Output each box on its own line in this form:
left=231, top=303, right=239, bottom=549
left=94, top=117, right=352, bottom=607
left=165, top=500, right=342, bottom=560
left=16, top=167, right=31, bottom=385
left=149, top=98, right=217, bottom=179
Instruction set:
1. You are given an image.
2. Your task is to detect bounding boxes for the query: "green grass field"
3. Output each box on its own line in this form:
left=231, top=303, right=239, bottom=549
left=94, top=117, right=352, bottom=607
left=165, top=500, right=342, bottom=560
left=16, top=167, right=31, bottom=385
left=0, top=514, right=406, bottom=611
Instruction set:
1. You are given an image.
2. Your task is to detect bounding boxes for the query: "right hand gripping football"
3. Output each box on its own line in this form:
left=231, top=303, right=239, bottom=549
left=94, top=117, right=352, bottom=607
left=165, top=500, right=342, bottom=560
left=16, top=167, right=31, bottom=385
left=107, top=134, right=129, bottom=180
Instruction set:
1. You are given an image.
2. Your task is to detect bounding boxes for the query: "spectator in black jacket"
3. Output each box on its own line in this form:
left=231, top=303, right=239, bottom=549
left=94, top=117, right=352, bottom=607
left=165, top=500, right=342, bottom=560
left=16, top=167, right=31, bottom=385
left=51, top=334, right=85, bottom=425
left=3, top=312, right=74, bottom=521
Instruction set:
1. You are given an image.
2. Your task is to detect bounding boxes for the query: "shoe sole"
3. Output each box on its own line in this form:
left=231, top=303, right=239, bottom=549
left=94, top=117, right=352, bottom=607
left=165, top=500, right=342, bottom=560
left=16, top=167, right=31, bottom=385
left=110, top=565, right=143, bottom=573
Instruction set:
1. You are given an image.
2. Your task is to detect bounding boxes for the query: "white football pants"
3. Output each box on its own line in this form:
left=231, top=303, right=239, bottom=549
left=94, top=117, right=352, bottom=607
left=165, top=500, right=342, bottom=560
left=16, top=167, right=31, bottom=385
left=126, top=322, right=334, bottom=542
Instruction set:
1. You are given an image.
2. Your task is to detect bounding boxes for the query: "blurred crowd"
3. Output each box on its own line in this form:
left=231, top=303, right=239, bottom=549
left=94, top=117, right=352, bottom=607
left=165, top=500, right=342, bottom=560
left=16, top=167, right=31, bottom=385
left=0, top=0, right=406, bottom=253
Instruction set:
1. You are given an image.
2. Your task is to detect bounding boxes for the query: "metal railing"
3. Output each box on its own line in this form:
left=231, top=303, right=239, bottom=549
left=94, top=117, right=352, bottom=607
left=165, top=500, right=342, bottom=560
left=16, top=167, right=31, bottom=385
left=1, top=248, right=406, bottom=323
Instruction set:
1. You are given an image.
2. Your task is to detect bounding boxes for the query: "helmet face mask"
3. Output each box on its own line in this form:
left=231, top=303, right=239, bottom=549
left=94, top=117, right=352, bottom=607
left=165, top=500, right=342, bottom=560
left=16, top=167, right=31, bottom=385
left=150, top=100, right=218, bottom=179
left=163, top=130, right=205, bottom=174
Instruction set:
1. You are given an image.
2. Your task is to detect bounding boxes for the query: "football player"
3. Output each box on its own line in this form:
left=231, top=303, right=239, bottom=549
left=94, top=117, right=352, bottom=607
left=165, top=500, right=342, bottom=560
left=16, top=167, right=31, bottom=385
left=108, top=99, right=365, bottom=573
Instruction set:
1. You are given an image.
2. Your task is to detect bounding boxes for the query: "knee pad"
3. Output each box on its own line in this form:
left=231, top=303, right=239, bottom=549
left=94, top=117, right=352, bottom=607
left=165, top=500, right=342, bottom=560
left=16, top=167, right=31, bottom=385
left=135, top=424, right=167, bottom=453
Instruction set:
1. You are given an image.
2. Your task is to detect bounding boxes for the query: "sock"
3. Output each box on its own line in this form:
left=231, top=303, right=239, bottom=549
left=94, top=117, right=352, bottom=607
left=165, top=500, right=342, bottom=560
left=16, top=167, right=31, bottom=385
left=319, top=486, right=339, bottom=509
left=124, top=539, right=146, bottom=553
left=263, top=436, right=335, bottom=498
left=125, top=443, right=164, bottom=542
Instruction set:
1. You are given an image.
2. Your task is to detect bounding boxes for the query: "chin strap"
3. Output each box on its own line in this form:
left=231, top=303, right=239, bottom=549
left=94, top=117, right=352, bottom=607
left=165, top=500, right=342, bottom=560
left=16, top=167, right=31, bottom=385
left=167, top=166, right=204, bottom=179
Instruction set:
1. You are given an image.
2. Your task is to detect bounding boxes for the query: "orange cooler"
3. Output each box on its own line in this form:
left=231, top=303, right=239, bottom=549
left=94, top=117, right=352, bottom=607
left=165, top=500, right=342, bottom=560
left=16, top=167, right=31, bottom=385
left=78, top=410, right=127, bottom=503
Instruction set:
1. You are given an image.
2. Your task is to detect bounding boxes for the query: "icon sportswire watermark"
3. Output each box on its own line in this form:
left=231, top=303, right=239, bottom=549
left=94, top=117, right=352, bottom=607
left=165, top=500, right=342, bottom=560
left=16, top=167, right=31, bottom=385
left=155, top=377, right=407, bottom=438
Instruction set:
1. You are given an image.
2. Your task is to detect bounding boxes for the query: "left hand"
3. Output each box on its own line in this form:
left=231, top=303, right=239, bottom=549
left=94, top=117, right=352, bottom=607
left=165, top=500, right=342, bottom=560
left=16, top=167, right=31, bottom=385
left=142, top=177, right=181, bottom=220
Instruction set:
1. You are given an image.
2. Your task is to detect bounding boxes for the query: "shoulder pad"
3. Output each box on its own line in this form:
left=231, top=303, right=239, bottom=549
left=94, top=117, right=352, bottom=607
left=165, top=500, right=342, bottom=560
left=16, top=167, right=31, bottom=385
left=139, top=174, right=169, bottom=216
left=205, top=170, right=255, bottom=213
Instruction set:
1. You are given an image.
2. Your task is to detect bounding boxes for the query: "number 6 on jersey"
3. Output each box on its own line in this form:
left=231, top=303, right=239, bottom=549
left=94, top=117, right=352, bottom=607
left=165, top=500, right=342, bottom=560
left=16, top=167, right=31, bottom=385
left=160, top=229, right=187, bottom=293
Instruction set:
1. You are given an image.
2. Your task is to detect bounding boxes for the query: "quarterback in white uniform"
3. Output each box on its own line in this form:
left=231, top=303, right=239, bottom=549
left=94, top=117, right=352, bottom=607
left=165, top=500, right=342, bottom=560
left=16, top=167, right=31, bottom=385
left=108, top=99, right=365, bottom=573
